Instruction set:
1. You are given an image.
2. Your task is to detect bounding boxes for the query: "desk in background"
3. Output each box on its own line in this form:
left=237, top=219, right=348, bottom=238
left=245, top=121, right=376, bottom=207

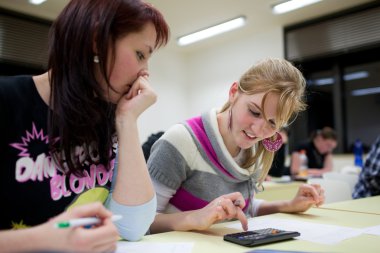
left=255, top=181, right=303, bottom=201
left=142, top=198, right=380, bottom=253
left=320, top=195, right=380, bottom=215
left=333, top=154, right=355, bottom=172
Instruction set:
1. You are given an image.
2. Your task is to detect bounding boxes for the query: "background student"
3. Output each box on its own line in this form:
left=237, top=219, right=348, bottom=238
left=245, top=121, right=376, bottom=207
left=352, top=135, right=380, bottom=199
left=267, top=127, right=290, bottom=178
left=291, top=127, right=338, bottom=177
left=0, top=0, right=169, bottom=252
left=142, top=131, right=165, bottom=161
left=147, top=58, right=324, bottom=233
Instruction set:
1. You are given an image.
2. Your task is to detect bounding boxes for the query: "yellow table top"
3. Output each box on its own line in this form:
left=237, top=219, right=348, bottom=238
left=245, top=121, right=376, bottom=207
left=320, top=195, right=380, bottom=215
left=261, top=180, right=303, bottom=189
left=255, top=181, right=303, bottom=201
left=142, top=206, right=380, bottom=253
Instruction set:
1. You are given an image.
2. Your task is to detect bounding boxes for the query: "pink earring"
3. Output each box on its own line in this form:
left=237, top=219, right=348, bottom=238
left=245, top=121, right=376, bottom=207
left=262, top=132, right=283, bottom=152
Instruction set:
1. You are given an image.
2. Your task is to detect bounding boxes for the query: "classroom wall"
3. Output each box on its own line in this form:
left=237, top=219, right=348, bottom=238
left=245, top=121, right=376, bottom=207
left=138, top=48, right=188, bottom=142
left=186, top=24, right=283, bottom=117
left=139, top=24, right=283, bottom=142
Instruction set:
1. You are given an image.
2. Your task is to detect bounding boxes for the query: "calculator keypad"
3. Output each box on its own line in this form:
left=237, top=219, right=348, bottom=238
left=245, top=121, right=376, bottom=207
left=232, top=228, right=284, bottom=240
left=224, top=228, right=300, bottom=247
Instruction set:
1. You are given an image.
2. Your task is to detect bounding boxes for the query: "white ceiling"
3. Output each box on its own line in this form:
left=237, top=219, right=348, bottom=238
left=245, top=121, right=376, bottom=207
left=0, top=0, right=375, bottom=53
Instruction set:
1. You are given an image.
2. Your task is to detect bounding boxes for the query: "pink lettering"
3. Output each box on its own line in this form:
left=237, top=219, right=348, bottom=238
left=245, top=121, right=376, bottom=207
left=44, top=156, right=57, bottom=178
left=109, top=167, right=114, bottom=182
left=48, top=163, right=114, bottom=200
left=32, top=153, right=46, bottom=181
left=15, top=154, right=57, bottom=183
left=83, top=165, right=97, bottom=189
left=50, top=175, right=63, bottom=200
left=15, top=157, right=34, bottom=182
left=108, top=159, right=115, bottom=182
left=96, top=164, right=109, bottom=186
left=70, top=174, right=85, bottom=194
left=61, top=174, right=71, bottom=198
left=50, top=174, right=72, bottom=200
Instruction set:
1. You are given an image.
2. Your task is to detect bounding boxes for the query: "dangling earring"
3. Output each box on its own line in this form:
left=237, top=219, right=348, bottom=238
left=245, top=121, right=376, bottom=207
left=262, top=132, right=283, bottom=152
left=228, top=108, right=232, bottom=131
left=93, top=55, right=99, bottom=63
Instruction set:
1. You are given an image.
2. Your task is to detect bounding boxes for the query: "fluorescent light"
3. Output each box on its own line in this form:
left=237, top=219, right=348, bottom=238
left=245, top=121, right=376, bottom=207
left=351, top=87, right=380, bottom=96
left=272, top=0, right=322, bottom=14
left=344, top=71, right=369, bottom=81
left=29, top=0, right=47, bottom=5
left=177, top=16, right=246, bottom=46
left=314, top=77, right=334, bottom=86
left=309, top=71, right=369, bottom=86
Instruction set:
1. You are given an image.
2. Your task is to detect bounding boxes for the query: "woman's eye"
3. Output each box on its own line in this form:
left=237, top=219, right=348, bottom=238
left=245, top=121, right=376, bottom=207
left=269, top=121, right=277, bottom=129
left=137, top=51, right=145, bottom=61
left=250, top=109, right=260, bottom=117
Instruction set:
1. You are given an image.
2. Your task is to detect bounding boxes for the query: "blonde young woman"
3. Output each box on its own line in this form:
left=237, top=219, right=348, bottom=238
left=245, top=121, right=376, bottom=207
left=147, top=58, right=325, bottom=233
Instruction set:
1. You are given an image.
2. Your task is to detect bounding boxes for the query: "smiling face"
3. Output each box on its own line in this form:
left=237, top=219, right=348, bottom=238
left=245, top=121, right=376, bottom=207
left=98, top=22, right=157, bottom=104
left=227, top=83, right=280, bottom=151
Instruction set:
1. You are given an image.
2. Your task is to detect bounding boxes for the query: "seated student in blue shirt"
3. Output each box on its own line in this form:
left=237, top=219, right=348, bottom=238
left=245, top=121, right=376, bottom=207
left=352, top=135, right=380, bottom=199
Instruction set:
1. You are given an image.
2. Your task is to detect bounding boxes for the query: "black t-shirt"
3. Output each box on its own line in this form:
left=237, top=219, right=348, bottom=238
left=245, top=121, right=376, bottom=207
left=0, top=75, right=114, bottom=229
left=292, top=140, right=326, bottom=169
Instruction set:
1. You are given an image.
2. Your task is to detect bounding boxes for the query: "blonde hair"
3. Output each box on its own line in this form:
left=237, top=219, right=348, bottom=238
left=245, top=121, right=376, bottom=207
left=221, top=58, right=306, bottom=183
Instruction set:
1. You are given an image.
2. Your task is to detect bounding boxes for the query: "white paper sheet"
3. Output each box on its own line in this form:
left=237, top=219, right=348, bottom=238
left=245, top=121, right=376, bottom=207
left=226, top=217, right=364, bottom=245
left=116, top=242, right=193, bottom=253
left=363, top=224, right=380, bottom=236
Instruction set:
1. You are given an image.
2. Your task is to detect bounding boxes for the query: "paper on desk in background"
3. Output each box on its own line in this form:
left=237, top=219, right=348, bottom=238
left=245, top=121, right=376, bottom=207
left=270, top=175, right=292, bottom=183
left=226, top=217, right=363, bottom=245
left=363, top=224, right=380, bottom=236
left=245, top=250, right=323, bottom=253
left=116, top=242, right=193, bottom=253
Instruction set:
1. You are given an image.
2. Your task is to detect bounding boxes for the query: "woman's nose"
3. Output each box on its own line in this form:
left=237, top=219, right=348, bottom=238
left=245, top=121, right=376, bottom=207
left=252, top=119, right=273, bottom=138
left=138, top=68, right=149, bottom=78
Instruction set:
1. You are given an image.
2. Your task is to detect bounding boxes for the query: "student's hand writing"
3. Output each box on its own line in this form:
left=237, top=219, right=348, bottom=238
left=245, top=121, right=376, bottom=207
left=288, top=183, right=325, bottom=212
left=40, top=202, right=119, bottom=253
left=116, top=72, right=157, bottom=122
left=188, top=192, right=248, bottom=231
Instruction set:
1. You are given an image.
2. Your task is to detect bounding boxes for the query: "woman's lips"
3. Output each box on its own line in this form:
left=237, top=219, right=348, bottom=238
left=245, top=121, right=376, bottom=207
left=243, top=130, right=257, bottom=140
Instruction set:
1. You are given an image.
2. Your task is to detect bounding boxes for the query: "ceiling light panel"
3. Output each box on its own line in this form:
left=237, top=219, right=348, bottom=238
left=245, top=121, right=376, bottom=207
left=177, top=16, right=246, bottom=46
left=272, top=0, right=322, bottom=15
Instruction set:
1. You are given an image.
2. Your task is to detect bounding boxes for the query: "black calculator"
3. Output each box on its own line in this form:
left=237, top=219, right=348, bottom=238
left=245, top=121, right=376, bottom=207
left=223, top=228, right=300, bottom=247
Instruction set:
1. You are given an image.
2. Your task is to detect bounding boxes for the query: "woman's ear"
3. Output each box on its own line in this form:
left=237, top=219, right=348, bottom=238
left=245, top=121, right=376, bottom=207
left=229, top=82, right=239, bottom=103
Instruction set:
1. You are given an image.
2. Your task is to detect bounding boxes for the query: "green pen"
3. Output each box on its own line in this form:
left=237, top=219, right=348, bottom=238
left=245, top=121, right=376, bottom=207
left=54, top=214, right=122, bottom=229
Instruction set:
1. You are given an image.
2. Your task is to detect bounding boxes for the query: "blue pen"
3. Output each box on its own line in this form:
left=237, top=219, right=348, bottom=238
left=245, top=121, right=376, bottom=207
left=54, top=214, right=122, bottom=229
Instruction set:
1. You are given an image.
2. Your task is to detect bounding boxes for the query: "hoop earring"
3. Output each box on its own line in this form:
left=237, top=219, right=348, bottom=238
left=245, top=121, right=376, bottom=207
left=228, top=108, right=232, bottom=131
left=93, top=55, right=99, bottom=63
left=262, top=132, right=283, bottom=152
